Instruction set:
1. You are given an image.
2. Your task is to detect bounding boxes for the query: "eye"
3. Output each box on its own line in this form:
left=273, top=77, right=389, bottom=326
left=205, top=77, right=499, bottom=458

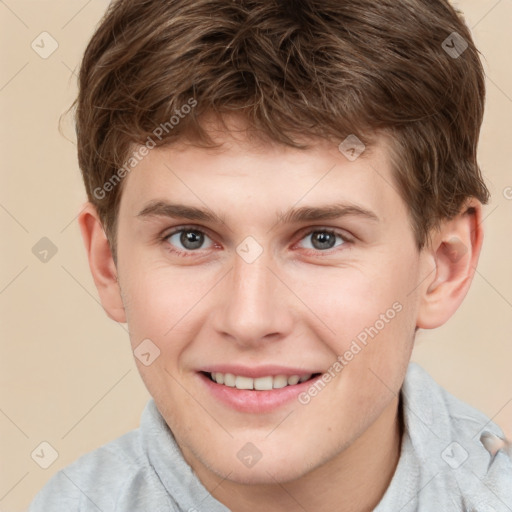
left=162, top=226, right=350, bottom=256
left=297, top=228, right=348, bottom=252
left=164, top=227, right=215, bottom=254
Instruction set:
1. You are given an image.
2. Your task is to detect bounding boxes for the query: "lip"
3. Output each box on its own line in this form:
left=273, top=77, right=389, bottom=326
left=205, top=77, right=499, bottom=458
left=198, top=370, right=324, bottom=413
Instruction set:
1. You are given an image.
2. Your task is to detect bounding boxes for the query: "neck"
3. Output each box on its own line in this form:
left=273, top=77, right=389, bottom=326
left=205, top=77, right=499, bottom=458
left=196, top=397, right=402, bottom=512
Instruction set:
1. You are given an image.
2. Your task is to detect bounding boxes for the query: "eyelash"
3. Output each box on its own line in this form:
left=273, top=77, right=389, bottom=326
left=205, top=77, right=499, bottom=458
left=160, top=225, right=353, bottom=258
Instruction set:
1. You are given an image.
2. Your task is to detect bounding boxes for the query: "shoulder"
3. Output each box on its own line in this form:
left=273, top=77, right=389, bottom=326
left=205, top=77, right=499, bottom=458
left=402, top=363, right=512, bottom=509
left=403, top=362, right=500, bottom=433
left=28, top=402, right=175, bottom=512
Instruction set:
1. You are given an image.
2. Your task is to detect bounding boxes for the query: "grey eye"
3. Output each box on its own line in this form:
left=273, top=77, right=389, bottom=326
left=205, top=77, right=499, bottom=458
left=166, top=229, right=213, bottom=251
left=298, top=230, right=346, bottom=251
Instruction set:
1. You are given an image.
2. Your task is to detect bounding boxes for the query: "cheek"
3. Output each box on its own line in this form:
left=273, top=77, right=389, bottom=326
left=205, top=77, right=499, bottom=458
left=120, top=264, right=212, bottom=358
left=291, top=251, right=420, bottom=394
left=291, top=254, right=418, bottom=340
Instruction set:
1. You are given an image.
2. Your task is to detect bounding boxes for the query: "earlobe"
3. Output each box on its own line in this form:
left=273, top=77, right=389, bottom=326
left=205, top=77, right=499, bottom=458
left=78, top=203, right=126, bottom=323
left=416, top=200, right=484, bottom=330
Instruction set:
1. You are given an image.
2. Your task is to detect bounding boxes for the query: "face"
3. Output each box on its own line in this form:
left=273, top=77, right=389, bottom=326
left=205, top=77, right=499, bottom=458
left=114, top=123, right=426, bottom=485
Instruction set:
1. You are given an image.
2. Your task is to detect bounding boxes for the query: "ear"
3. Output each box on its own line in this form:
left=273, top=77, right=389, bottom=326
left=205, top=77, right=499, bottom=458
left=416, top=199, right=484, bottom=329
left=78, top=203, right=126, bottom=323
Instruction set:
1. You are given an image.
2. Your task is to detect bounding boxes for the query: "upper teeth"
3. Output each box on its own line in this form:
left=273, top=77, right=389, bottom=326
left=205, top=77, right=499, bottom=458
left=211, top=372, right=312, bottom=390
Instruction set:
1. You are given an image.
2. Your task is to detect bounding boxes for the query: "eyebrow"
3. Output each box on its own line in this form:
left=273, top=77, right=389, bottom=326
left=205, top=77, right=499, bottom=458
left=136, top=200, right=379, bottom=225
left=137, top=201, right=227, bottom=225
left=277, top=203, right=379, bottom=224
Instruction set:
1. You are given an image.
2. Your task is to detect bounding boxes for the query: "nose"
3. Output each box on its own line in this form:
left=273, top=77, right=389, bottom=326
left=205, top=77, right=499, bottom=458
left=211, top=249, right=295, bottom=348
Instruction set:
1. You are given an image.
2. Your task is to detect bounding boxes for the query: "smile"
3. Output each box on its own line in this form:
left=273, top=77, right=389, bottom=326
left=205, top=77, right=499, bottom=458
left=198, top=366, right=326, bottom=413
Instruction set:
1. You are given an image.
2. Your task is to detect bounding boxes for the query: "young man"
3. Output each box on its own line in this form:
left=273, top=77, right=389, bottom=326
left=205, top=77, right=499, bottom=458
left=30, top=0, right=512, bottom=510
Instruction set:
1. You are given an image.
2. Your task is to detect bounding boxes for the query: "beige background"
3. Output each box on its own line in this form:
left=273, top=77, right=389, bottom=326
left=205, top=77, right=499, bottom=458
left=0, top=1, right=511, bottom=511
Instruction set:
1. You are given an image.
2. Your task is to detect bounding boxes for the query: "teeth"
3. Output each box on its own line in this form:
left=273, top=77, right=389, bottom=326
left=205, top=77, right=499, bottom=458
left=287, top=375, right=300, bottom=385
left=273, top=375, right=288, bottom=389
left=235, top=376, right=253, bottom=390
left=224, top=373, right=236, bottom=387
left=254, top=376, right=273, bottom=390
left=210, top=372, right=313, bottom=390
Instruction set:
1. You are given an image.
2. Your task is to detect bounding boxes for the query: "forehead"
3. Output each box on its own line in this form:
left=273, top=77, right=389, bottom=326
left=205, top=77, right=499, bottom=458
left=118, top=124, right=404, bottom=227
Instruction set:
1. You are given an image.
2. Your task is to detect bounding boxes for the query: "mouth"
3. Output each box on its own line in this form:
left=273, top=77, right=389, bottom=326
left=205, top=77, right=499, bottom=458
left=198, top=369, right=325, bottom=413
left=203, top=371, right=322, bottom=390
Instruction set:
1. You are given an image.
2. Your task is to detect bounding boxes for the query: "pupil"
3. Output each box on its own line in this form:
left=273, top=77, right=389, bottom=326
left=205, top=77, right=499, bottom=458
left=312, top=231, right=335, bottom=250
left=181, top=230, right=204, bottom=249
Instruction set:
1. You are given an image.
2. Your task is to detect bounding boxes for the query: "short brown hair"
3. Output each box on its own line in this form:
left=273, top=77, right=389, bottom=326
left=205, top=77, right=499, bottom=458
left=74, top=0, right=489, bottom=260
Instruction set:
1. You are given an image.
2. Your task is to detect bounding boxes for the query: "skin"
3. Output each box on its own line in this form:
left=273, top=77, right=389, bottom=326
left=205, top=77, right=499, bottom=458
left=80, top=116, right=483, bottom=512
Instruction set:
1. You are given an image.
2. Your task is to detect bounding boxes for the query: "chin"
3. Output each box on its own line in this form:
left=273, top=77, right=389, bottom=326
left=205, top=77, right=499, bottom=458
left=201, top=445, right=325, bottom=486
left=219, top=461, right=310, bottom=485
